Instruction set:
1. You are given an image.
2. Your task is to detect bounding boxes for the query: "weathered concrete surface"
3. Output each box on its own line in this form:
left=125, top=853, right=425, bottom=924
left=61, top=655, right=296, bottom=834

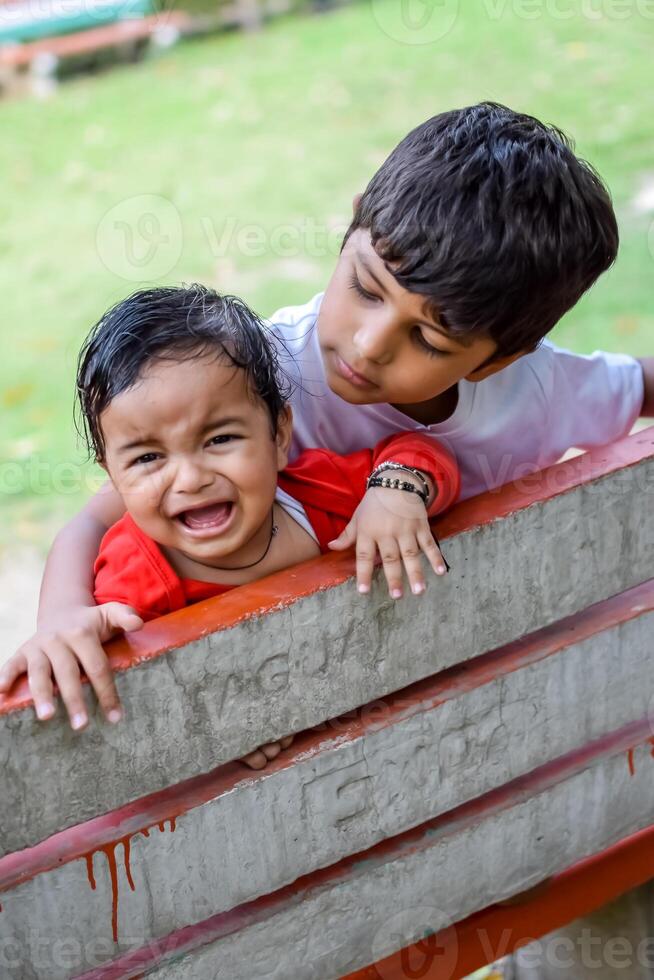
left=1, top=442, right=652, bottom=856
left=75, top=728, right=654, bottom=980
left=501, top=882, right=654, bottom=979
left=0, top=589, right=651, bottom=976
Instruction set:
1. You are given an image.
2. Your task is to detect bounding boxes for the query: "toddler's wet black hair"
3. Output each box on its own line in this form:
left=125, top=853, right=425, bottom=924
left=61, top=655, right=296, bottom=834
left=345, top=101, right=619, bottom=358
left=76, top=284, right=291, bottom=462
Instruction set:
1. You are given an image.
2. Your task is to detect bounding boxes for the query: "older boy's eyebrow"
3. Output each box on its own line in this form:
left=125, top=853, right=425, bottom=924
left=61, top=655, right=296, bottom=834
left=357, top=253, right=389, bottom=293
left=117, top=417, right=247, bottom=453
left=358, top=251, right=471, bottom=348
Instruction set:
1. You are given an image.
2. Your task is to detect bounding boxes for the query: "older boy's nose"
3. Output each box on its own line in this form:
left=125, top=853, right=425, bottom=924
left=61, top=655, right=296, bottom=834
left=352, top=317, right=395, bottom=364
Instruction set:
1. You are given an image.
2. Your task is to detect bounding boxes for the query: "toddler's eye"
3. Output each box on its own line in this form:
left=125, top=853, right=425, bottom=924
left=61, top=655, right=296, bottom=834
left=132, top=452, right=160, bottom=466
left=208, top=434, right=236, bottom=446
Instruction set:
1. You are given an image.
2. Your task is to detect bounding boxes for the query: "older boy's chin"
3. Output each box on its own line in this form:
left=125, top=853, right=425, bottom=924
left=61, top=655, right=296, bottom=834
left=325, top=371, right=385, bottom=404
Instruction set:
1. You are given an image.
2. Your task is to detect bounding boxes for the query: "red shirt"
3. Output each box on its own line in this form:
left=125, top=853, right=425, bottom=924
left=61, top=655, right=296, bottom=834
left=94, top=433, right=459, bottom=622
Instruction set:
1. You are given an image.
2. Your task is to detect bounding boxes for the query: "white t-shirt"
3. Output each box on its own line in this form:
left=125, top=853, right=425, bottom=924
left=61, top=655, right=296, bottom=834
left=266, top=292, right=644, bottom=501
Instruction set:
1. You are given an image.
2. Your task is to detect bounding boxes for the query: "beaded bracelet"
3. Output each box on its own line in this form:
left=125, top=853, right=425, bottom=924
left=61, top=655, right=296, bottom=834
left=366, top=462, right=430, bottom=505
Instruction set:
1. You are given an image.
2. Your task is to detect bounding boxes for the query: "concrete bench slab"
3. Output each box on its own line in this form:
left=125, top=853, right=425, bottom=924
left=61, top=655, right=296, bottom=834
left=1, top=431, right=652, bottom=856
left=0, top=583, right=651, bottom=977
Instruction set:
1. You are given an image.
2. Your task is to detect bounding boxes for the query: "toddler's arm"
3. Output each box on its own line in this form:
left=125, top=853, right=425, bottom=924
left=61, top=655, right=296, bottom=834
left=327, top=433, right=459, bottom=598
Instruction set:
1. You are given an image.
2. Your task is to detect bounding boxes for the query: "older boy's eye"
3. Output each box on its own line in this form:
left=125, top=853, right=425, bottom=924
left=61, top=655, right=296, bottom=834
left=414, top=329, right=448, bottom=358
left=348, top=273, right=380, bottom=303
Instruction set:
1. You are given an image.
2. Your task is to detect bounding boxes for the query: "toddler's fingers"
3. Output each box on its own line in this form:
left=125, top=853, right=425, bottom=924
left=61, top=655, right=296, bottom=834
left=260, top=741, right=282, bottom=761
left=44, top=639, right=88, bottom=731
left=398, top=534, right=427, bottom=596
left=74, top=636, right=122, bottom=724
left=418, top=528, right=448, bottom=576
left=0, top=651, right=27, bottom=693
left=25, top=650, right=57, bottom=721
left=327, top=519, right=357, bottom=552
left=355, top=534, right=377, bottom=595
left=378, top=537, right=404, bottom=599
left=279, top=735, right=294, bottom=749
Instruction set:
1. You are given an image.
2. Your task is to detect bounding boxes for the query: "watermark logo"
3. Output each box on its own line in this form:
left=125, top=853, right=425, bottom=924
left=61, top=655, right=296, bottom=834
left=370, top=0, right=461, bottom=45
left=96, top=194, right=183, bottom=282
left=371, top=906, right=458, bottom=979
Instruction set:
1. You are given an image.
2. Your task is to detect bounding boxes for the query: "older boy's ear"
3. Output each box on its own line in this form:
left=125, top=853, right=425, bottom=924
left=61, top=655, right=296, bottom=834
left=352, top=193, right=363, bottom=215
left=275, top=405, right=294, bottom=471
left=466, top=348, right=533, bottom=382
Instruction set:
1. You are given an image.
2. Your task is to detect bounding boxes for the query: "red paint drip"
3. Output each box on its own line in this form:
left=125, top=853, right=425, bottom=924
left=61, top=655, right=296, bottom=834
left=83, top=818, right=178, bottom=943
left=85, top=853, right=97, bottom=890
left=627, top=748, right=636, bottom=776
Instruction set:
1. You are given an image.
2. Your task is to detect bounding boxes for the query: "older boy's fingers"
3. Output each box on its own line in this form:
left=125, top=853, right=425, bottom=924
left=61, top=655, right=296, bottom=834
left=75, top=638, right=122, bottom=724
left=0, top=651, right=28, bottom=693
left=260, top=742, right=282, bottom=760
left=418, top=529, right=448, bottom=576
left=378, top=538, right=404, bottom=599
left=44, top=640, right=88, bottom=731
left=25, top=650, right=57, bottom=721
left=98, top=602, right=144, bottom=641
left=355, top=534, right=377, bottom=595
left=399, top=535, right=427, bottom=596
left=279, top=735, right=294, bottom=749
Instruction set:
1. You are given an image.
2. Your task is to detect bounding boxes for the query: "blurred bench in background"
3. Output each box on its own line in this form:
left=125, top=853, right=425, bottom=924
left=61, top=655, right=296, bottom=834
left=0, top=426, right=652, bottom=978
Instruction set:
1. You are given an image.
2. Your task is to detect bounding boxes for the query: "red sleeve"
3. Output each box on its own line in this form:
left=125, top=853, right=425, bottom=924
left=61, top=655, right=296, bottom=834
left=93, top=514, right=187, bottom=622
left=277, top=433, right=459, bottom=551
left=369, top=432, right=460, bottom=518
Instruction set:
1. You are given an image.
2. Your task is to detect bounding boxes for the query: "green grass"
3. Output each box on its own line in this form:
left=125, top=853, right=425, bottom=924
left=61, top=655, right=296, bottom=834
left=2, top=0, right=653, bottom=549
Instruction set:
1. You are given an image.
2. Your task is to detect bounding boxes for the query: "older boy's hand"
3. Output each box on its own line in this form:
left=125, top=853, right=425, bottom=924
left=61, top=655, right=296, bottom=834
left=327, top=484, right=447, bottom=598
left=0, top=603, right=143, bottom=730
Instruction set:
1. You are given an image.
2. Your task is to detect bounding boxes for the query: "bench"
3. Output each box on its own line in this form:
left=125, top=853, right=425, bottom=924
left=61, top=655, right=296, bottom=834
left=0, top=12, right=191, bottom=94
left=0, top=426, right=652, bottom=978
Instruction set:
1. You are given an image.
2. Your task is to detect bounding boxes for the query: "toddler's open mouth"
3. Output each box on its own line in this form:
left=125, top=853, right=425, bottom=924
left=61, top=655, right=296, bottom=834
left=175, top=501, right=235, bottom=536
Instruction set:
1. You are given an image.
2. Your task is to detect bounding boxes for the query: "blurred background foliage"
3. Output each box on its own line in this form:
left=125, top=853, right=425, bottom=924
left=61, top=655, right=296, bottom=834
left=1, top=0, right=653, bottom=548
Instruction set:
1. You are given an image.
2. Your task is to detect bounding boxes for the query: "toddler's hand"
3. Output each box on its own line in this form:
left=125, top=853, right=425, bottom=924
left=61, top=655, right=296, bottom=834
left=328, top=485, right=447, bottom=598
left=0, top=602, right=143, bottom=730
left=239, top=735, right=295, bottom=770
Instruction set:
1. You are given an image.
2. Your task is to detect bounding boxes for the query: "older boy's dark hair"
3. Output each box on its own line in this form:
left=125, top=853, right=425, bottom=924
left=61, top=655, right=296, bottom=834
left=345, top=102, right=619, bottom=358
left=76, top=285, right=291, bottom=462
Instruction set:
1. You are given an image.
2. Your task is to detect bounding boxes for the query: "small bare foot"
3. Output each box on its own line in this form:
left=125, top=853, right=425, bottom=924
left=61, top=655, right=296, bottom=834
left=239, top=734, right=295, bottom=770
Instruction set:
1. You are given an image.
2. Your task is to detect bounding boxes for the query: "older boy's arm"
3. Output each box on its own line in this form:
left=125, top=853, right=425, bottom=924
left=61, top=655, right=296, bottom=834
left=638, top=358, right=654, bottom=416
left=0, top=484, right=140, bottom=730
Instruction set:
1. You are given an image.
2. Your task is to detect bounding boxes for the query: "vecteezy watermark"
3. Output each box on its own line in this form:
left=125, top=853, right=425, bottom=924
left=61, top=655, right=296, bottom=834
left=200, top=214, right=349, bottom=260
left=96, top=194, right=183, bottom=282
left=0, top=456, right=104, bottom=496
left=370, top=906, right=459, bottom=979
left=94, top=198, right=348, bottom=282
left=370, top=0, right=461, bottom=46
left=370, top=0, right=654, bottom=45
